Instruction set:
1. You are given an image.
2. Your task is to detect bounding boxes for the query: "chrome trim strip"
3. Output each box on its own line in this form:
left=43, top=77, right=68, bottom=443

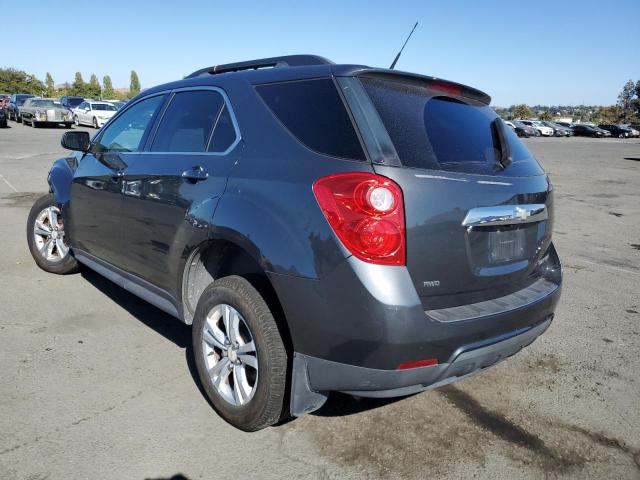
left=462, top=204, right=547, bottom=227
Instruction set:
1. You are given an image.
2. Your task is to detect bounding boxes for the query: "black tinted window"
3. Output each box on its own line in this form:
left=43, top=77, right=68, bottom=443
left=256, top=79, right=365, bottom=161
left=361, top=77, right=542, bottom=176
left=152, top=90, right=223, bottom=152
left=207, top=104, right=237, bottom=152
left=95, top=95, right=163, bottom=153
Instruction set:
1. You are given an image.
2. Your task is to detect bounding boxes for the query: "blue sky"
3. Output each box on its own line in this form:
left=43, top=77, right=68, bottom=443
left=3, top=0, right=638, bottom=106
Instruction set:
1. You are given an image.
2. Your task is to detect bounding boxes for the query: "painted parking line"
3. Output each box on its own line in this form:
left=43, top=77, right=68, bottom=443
left=0, top=173, right=18, bottom=192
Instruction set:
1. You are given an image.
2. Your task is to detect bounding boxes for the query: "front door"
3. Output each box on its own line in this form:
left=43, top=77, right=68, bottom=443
left=118, top=88, right=241, bottom=296
left=67, top=94, right=166, bottom=269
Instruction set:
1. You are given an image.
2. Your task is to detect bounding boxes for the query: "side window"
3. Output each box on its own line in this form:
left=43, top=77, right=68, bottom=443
left=151, top=90, right=224, bottom=152
left=207, top=104, right=237, bottom=152
left=255, top=78, right=366, bottom=161
left=94, top=95, right=164, bottom=153
left=78, top=102, right=86, bottom=110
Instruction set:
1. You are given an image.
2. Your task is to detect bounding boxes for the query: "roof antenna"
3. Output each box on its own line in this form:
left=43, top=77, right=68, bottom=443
left=389, top=22, right=419, bottom=70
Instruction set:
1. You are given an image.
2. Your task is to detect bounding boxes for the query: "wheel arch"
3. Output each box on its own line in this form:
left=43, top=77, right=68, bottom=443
left=181, top=238, right=293, bottom=354
left=48, top=157, right=76, bottom=205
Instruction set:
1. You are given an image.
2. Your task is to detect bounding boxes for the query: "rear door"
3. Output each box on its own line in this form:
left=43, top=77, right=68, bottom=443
left=342, top=74, right=553, bottom=310
left=118, top=87, right=241, bottom=294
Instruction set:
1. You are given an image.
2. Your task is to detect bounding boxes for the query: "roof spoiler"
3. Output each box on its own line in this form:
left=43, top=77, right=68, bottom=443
left=186, top=55, right=334, bottom=78
left=354, top=69, right=492, bottom=105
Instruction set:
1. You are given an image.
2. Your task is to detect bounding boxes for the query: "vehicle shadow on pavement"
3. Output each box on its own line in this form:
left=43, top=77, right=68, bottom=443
left=79, top=269, right=208, bottom=399
left=81, top=268, right=410, bottom=421
left=312, top=392, right=407, bottom=418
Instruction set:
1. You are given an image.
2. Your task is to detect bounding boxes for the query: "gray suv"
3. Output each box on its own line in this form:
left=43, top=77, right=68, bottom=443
left=28, top=55, right=562, bottom=431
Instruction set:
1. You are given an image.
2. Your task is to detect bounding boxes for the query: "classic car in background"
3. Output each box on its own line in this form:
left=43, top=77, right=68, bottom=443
left=20, top=98, right=73, bottom=128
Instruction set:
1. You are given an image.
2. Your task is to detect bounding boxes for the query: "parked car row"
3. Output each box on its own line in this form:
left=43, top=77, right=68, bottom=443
left=0, top=93, right=128, bottom=128
left=505, top=118, right=639, bottom=138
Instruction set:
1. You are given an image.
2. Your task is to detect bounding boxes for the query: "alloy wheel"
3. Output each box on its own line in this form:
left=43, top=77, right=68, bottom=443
left=33, top=206, right=70, bottom=262
left=201, top=304, right=258, bottom=407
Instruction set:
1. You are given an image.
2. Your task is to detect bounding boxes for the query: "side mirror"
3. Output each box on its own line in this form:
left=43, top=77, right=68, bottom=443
left=61, top=131, right=90, bottom=152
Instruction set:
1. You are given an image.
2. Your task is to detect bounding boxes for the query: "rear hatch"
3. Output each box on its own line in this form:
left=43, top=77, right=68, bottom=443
left=339, top=72, right=554, bottom=310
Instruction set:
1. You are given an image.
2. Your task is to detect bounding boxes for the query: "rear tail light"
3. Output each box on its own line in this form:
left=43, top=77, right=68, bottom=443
left=313, top=172, right=405, bottom=265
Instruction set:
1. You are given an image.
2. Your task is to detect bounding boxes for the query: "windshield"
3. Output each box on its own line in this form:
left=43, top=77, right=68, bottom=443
left=67, top=98, right=84, bottom=107
left=31, top=100, right=59, bottom=108
left=361, top=76, right=543, bottom=176
left=92, top=104, right=117, bottom=111
left=16, top=96, right=33, bottom=105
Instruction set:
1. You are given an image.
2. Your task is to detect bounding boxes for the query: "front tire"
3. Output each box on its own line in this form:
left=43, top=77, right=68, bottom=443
left=192, top=276, right=288, bottom=431
left=27, top=194, right=79, bottom=275
left=74, top=115, right=79, bottom=126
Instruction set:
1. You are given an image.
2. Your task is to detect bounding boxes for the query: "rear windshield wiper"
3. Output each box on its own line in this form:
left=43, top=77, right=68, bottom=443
left=491, top=118, right=513, bottom=170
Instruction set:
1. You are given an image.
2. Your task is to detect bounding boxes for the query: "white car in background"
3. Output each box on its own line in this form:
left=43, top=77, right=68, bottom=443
left=519, top=120, right=554, bottom=137
left=73, top=100, right=118, bottom=128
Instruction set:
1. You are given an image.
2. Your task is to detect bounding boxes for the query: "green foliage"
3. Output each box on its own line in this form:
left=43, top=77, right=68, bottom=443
left=597, top=105, right=623, bottom=124
left=129, top=70, right=140, bottom=98
left=617, top=79, right=636, bottom=122
left=88, top=74, right=101, bottom=98
left=102, top=75, right=114, bottom=99
left=512, top=104, right=533, bottom=119
left=70, top=72, right=86, bottom=96
left=0, top=68, right=45, bottom=94
left=539, top=111, right=553, bottom=121
left=44, top=72, right=55, bottom=97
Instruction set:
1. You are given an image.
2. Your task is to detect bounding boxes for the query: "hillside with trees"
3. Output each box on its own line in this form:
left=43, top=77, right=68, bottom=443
left=494, top=80, right=640, bottom=124
left=0, top=68, right=142, bottom=100
left=2, top=68, right=639, bottom=125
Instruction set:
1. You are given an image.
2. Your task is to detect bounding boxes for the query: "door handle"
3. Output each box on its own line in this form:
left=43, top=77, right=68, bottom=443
left=182, top=165, right=209, bottom=182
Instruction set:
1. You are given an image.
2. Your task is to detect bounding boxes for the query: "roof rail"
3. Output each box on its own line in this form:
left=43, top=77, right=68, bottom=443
left=185, top=55, right=334, bottom=78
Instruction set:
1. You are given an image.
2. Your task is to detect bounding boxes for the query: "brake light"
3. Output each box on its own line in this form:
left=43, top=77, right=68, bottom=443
left=429, top=81, right=462, bottom=97
left=313, top=172, right=405, bottom=265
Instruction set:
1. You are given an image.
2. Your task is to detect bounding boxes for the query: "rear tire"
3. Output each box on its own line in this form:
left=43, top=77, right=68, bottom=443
left=93, top=117, right=99, bottom=129
left=74, top=115, right=79, bottom=126
left=192, top=276, right=288, bottom=431
left=26, top=194, right=79, bottom=275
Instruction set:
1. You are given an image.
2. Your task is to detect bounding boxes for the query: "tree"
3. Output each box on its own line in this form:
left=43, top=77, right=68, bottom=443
left=597, top=106, right=623, bottom=124
left=129, top=70, right=140, bottom=98
left=70, top=72, right=86, bottom=96
left=539, top=111, right=553, bottom=121
left=45, top=72, right=55, bottom=97
left=0, top=68, right=45, bottom=94
left=617, top=79, right=635, bottom=123
left=103, top=75, right=114, bottom=99
left=512, top=104, right=533, bottom=120
left=88, top=74, right=101, bottom=98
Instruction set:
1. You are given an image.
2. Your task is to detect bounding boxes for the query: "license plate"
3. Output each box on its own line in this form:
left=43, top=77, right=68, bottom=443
left=488, top=228, right=526, bottom=263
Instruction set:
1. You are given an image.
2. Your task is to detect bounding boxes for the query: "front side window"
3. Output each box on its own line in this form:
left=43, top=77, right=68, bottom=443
left=256, top=78, right=366, bottom=161
left=151, top=90, right=224, bottom=152
left=95, top=95, right=164, bottom=153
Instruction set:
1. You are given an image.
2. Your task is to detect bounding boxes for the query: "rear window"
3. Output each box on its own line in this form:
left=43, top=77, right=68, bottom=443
left=256, top=79, right=365, bottom=161
left=361, top=77, right=543, bottom=176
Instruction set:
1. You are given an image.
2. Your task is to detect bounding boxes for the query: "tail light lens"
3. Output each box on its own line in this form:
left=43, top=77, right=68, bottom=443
left=313, top=172, right=405, bottom=265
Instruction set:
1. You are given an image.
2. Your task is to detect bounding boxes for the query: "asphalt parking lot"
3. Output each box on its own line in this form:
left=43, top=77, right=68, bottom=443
left=1, top=124, right=639, bottom=480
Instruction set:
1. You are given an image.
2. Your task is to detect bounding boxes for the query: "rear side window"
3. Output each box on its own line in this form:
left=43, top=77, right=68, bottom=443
left=152, top=90, right=224, bottom=152
left=361, top=77, right=543, bottom=176
left=207, top=104, right=236, bottom=153
left=256, top=79, right=366, bottom=161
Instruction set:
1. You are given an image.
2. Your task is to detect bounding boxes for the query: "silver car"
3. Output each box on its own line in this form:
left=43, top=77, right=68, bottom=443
left=21, top=99, right=73, bottom=128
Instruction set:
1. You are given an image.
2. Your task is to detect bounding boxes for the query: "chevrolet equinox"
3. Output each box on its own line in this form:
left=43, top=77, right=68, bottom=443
left=27, top=55, right=562, bottom=431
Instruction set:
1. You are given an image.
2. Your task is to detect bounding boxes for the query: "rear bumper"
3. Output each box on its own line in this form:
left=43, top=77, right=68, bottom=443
left=299, top=316, right=552, bottom=398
